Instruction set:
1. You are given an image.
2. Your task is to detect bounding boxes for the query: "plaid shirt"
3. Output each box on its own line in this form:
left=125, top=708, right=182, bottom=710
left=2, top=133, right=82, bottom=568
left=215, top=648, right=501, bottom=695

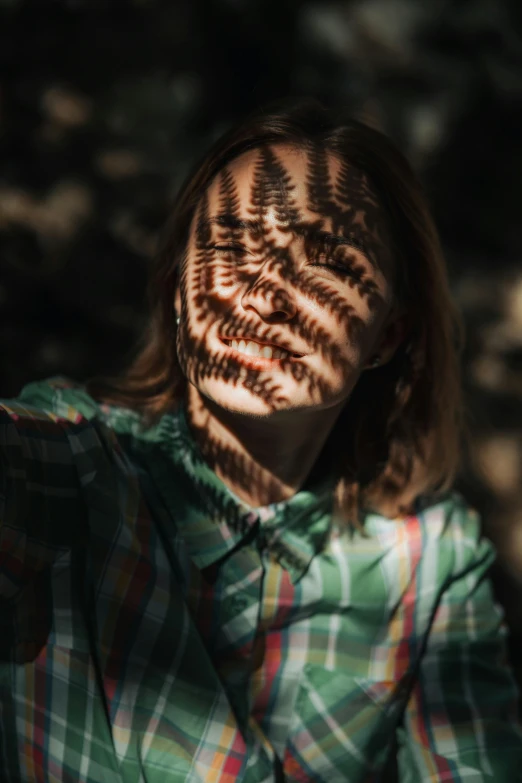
left=1, top=376, right=521, bottom=783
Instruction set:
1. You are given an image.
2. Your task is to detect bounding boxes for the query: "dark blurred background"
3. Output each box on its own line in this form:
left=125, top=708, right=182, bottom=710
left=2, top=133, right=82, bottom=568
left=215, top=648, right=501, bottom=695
left=1, top=0, right=521, bottom=686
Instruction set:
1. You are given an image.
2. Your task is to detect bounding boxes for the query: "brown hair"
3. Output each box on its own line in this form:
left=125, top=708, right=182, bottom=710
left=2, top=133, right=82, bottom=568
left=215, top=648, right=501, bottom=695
left=86, top=99, right=463, bottom=525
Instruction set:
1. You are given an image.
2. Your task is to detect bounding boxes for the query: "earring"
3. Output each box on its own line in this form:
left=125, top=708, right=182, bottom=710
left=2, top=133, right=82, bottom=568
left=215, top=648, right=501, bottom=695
left=370, top=354, right=381, bottom=368
left=175, top=313, right=181, bottom=326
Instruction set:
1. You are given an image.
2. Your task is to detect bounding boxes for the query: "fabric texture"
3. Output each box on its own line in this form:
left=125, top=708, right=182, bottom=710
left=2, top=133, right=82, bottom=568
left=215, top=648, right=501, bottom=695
left=0, top=376, right=521, bottom=782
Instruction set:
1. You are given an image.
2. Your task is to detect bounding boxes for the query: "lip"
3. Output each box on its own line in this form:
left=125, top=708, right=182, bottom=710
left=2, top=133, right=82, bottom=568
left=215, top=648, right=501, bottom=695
left=219, top=336, right=305, bottom=358
left=219, top=338, right=304, bottom=369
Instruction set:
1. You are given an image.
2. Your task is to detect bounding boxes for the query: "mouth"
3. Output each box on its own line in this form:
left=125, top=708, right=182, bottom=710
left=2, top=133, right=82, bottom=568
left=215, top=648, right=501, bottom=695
left=220, top=337, right=304, bottom=362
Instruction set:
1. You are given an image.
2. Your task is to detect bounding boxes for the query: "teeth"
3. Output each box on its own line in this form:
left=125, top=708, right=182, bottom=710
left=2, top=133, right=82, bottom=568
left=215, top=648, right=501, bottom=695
left=227, top=339, right=290, bottom=360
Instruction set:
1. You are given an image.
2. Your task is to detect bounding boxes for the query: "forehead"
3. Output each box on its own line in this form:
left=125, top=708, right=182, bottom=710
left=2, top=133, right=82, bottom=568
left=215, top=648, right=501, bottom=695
left=207, top=144, right=369, bottom=211
left=201, top=143, right=394, bottom=272
left=216, top=144, right=333, bottom=205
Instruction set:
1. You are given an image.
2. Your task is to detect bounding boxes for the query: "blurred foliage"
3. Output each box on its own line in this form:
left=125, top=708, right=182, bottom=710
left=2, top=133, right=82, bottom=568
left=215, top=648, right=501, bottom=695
left=1, top=0, right=522, bottom=670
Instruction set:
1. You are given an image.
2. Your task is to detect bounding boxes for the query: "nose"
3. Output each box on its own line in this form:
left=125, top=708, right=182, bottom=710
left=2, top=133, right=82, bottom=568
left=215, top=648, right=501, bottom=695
left=240, top=270, right=298, bottom=323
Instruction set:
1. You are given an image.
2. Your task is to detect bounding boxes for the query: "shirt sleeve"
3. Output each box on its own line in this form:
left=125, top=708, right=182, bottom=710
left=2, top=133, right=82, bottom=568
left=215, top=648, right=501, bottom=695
left=0, top=380, right=95, bottom=601
left=397, top=501, right=522, bottom=782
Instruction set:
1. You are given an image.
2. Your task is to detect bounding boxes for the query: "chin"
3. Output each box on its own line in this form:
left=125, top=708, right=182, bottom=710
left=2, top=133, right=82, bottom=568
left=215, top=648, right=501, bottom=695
left=198, top=378, right=287, bottom=417
left=195, top=376, right=339, bottom=420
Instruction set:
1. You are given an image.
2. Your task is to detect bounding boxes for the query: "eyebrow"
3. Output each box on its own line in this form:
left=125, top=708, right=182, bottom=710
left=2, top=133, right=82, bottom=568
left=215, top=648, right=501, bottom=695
left=200, top=213, right=375, bottom=266
left=199, top=214, right=263, bottom=233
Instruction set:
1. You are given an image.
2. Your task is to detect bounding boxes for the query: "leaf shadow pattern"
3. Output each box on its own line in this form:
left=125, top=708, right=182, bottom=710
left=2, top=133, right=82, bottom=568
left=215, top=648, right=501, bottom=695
left=174, top=143, right=395, bottom=507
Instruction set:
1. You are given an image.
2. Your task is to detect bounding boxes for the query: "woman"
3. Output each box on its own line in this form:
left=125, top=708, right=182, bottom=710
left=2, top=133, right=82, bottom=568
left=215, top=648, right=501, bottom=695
left=1, top=100, right=521, bottom=782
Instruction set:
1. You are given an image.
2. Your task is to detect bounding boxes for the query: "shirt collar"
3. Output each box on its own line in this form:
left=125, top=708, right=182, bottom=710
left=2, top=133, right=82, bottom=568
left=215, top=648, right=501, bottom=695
left=132, top=405, right=334, bottom=584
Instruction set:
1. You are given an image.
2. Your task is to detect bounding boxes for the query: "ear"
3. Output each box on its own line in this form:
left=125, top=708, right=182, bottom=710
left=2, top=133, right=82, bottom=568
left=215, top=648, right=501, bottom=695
left=370, top=309, right=411, bottom=367
left=174, top=284, right=182, bottom=316
left=173, top=271, right=182, bottom=317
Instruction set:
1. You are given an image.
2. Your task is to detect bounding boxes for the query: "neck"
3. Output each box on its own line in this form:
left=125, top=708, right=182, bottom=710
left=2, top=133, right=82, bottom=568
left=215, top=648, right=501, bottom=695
left=184, top=385, right=342, bottom=507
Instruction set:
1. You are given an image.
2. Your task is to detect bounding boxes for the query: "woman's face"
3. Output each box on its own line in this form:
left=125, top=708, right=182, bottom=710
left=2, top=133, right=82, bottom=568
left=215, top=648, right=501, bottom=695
left=175, top=143, right=401, bottom=419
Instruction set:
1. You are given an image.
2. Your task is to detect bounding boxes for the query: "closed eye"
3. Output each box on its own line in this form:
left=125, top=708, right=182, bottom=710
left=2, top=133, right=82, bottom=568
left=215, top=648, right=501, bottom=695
left=309, top=258, right=365, bottom=282
left=212, top=244, right=248, bottom=254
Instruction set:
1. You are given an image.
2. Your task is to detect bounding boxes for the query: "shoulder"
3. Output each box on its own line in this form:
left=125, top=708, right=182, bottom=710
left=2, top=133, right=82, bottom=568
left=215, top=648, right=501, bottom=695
left=367, top=490, right=484, bottom=541
left=365, top=490, right=495, bottom=583
left=14, top=375, right=101, bottom=423
left=415, top=490, right=494, bottom=568
left=1, top=375, right=100, bottom=433
left=0, top=379, right=104, bottom=533
left=0, top=376, right=119, bottom=483
left=4, top=376, right=145, bottom=436
left=2, top=375, right=175, bottom=482
left=0, top=377, right=99, bottom=454
left=408, top=491, right=497, bottom=595
left=0, top=377, right=144, bottom=518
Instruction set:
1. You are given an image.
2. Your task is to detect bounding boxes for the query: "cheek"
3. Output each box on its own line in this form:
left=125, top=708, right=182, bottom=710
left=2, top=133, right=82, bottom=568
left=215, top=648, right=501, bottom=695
left=317, top=305, right=389, bottom=383
left=310, top=289, right=383, bottom=344
left=184, top=252, right=242, bottom=316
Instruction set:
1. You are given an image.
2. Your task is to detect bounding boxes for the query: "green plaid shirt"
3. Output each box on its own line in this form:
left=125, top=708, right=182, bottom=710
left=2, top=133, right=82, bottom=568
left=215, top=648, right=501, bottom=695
left=1, top=376, right=521, bottom=782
